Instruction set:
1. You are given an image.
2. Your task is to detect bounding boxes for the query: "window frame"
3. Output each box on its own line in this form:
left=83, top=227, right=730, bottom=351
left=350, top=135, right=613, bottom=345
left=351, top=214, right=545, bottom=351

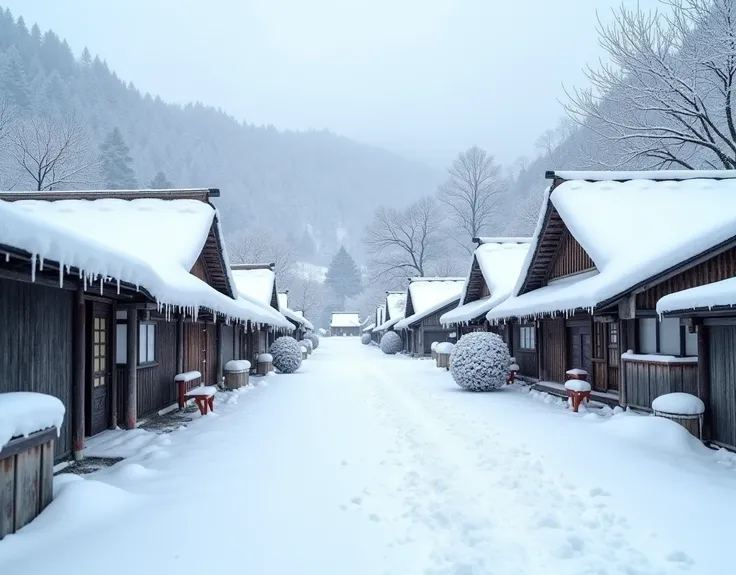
left=635, top=315, right=696, bottom=357
left=518, top=324, right=536, bottom=351
left=138, top=321, right=157, bottom=366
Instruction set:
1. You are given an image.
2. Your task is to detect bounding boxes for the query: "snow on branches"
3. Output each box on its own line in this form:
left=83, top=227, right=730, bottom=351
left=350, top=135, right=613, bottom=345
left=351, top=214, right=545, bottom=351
left=269, top=336, right=303, bottom=374
left=450, top=331, right=511, bottom=392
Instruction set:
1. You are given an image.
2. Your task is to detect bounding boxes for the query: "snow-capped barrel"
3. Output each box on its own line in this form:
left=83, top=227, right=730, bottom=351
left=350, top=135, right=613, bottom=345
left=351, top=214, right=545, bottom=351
left=652, top=392, right=705, bottom=439
left=224, top=360, right=251, bottom=389
left=257, top=353, right=273, bottom=376
left=435, top=341, right=454, bottom=369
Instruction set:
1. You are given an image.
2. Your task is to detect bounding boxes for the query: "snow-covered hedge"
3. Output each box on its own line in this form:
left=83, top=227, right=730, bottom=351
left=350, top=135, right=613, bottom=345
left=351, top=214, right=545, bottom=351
left=380, top=331, right=402, bottom=355
left=361, top=333, right=372, bottom=345
left=306, top=332, right=320, bottom=350
left=269, top=336, right=303, bottom=373
left=450, top=332, right=511, bottom=392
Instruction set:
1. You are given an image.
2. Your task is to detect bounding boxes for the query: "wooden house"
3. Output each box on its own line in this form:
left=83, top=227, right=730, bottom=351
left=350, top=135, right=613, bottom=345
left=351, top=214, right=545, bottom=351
left=371, top=305, right=386, bottom=343
left=372, top=292, right=406, bottom=343
left=440, top=238, right=533, bottom=376
left=0, top=189, right=288, bottom=462
left=487, top=170, right=736, bottom=411
left=330, top=312, right=361, bottom=336
left=277, top=291, right=314, bottom=340
left=395, top=278, right=465, bottom=357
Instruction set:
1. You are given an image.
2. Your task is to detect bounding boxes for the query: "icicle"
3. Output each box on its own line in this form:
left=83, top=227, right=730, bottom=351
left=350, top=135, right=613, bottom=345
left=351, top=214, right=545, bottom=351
left=30, top=254, right=37, bottom=282
left=5, top=252, right=9, bottom=262
left=59, top=265, right=63, bottom=288
left=116, top=278, right=121, bottom=294
left=100, top=276, right=104, bottom=295
left=39, top=257, right=44, bottom=271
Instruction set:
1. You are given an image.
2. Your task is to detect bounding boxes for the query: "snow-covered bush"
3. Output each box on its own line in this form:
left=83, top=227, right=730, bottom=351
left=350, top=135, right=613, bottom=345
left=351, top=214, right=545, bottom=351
left=269, top=336, right=302, bottom=373
left=301, top=339, right=313, bottom=353
left=450, top=332, right=511, bottom=392
left=361, top=333, right=372, bottom=345
left=306, top=332, right=319, bottom=350
left=380, top=331, right=402, bottom=355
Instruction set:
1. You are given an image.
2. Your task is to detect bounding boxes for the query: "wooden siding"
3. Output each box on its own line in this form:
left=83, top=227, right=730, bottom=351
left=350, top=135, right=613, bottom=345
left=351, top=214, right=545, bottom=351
left=222, top=324, right=243, bottom=364
left=622, top=357, right=698, bottom=410
left=332, top=327, right=361, bottom=336
left=540, top=318, right=566, bottom=383
left=190, top=257, right=210, bottom=284
left=637, top=246, right=736, bottom=309
left=206, top=323, right=217, bottom=386
left=708, top=326, right=736, bottom=448
left=549, top=231, right=595, bottom=280
left=0, top=278, right=73, bottom=460
left=137, top=320, right=178, bottom=417
left=184, top=322, right=208, bottom=385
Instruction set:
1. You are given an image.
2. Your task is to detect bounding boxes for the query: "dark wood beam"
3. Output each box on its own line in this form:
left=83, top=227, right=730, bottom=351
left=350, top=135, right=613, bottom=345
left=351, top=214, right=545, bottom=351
left=126, top=309, right=138, bottom=430
left=72, top=286, right=86, bottom=461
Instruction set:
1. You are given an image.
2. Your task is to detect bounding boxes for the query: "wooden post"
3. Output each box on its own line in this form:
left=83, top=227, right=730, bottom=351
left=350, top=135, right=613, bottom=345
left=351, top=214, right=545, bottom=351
left=697, top=324, right=710, bottom=440
left=72, top=286, right=86, bottom=461
left=216, top=322, right=224, bottom=387
left=176, top=316, right=184, bottom=374
left=126, top=309, right=138, bottom=430
left=110, top=303, right=118, bottom=430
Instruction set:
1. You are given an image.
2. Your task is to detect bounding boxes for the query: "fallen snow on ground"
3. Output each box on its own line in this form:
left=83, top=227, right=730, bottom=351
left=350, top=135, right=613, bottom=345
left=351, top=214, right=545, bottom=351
left=1, top=340, right=735, bottom=574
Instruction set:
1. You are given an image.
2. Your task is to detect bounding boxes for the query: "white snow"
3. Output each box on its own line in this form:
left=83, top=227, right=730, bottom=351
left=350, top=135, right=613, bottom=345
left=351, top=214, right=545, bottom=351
left=331, top=313, right=361, bottom=328
left=373, top=315, right=403, bottom=332
left=224, top=360, right=251, bottom=372
left=231, top=267, right=276, bottom=308
left=281, top=307, right=312, bottom=330
left=0, top=392, right=65, bottom=448
left=362, top=322, right=376, bottom=333
left=184, top=386, right=218, bottom=397
left=0, top=198, right=283, bottom=326
left=300, top=345, right=308, bottom=353
left=657, top=276, right=736, bottom=314
left=257, top=353, right=273, bottom=362
left=4, top=338, right=736, bottom=574
left=652, top=393, right=705, bottom=415
left=488, top=176, right=736, bottom=321
left=551, top=169, right=736, bottom=181
left=564, top=379, right=592, bottom=392
left=277, top=292, right=289, bottom=310
left=293, top=310, right=315, bottom=331
left=173, top=371, right=201, bottom=383
left=621, top=352, right=698, bottom=364
left=431, top=341, right=439, bottom=352
left=396, top=278, right=464, bottom=329
left=386, top=292, right=407, bottom=321
left=436, top=342, right=454, bottom=355
left=441, top=240, right=531, bottom=326
left=566, top=368, right=588, bottom=376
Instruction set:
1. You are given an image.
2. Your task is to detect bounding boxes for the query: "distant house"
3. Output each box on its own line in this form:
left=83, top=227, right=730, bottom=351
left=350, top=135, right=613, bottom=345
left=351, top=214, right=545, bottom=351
left=395, top=277, right=465, bottom=357
left=0, top=188, right=288, bottom=462
left=440, top=238, right=532, bottom=375
left=487, top=170, right=736, bottom=420
left=330, top=312, right=361, bottom=336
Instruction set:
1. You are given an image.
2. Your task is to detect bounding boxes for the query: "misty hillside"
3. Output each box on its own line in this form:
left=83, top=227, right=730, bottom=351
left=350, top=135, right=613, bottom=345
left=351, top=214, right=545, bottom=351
left=0, top=7, right=443, bottom=264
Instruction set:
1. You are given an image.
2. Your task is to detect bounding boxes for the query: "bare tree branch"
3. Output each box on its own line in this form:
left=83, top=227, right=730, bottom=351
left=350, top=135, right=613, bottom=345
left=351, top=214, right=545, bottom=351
left=226, top=227, right=299, bottom=288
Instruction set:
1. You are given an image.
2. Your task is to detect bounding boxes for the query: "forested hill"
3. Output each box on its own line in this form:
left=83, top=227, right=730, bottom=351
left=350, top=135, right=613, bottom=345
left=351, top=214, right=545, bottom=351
left=0, top=7, right=443, bottom=264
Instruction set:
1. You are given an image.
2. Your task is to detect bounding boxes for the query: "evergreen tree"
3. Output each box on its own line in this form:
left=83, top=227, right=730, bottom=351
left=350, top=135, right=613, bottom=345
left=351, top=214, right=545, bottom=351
left=80, top=47, right=92, bottom=66
left=149, top=170, right=172, bottom=189
left=1, top=46, right=30, bottom=109
left=324, top=246, right=362, bottom=309
left=99, top=127, right=137, bottom=189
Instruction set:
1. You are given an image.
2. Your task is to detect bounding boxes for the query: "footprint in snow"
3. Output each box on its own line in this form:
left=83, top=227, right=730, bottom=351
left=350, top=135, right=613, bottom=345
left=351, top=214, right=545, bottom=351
left=589, top=487, right=610, bottom=497
left=666, top=550, right=694, bottom=565
left=369, top=513, right=381, bottom=522
left=350, top=496, right=362, bottom=505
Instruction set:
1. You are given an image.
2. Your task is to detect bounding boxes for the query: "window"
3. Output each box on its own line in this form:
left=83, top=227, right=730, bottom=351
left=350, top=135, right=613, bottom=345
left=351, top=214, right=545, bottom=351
left=593, top=323, right=605, bottom=360
left=519, top=325, right=536, bottom=350
left=116, top=323, right=127, bottom=364
left=139, top=322, right=156, bottom=364
left=659, top=317, right=680, bottom=355
left=636, top=317, right=697, bottom=357
left=608, top=323, right=619, bottom=367
left=685, top=328, right=698, bottom=356
left=638, top=318, right=657, bottom=354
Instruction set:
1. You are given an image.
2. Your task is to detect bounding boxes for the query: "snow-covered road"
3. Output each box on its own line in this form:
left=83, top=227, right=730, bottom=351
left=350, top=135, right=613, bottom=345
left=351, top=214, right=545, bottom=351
left=1, top=338, right=735, bottom=574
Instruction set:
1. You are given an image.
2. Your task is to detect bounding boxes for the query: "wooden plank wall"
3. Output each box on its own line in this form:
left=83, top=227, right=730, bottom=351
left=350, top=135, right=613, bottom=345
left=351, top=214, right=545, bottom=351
left=0, top=278, right=74, bottom=460
left=184, top=321, right=207, bottom=385
left=708, top=326, right=736, bottom=448
left=222, top=324, right=236, bottom=364
left=637, top=246, right=736, bottom=309
left=541, top=318, right=566, bottom=383
left=622, top=359, right=699, bottom=410
left=511, top=324, right=539, bottom=379
left=548, top=231, right=595, bottom=280
left=206, top=323, right=217, bottom=386
left=137, top=320, right=178, bottom=417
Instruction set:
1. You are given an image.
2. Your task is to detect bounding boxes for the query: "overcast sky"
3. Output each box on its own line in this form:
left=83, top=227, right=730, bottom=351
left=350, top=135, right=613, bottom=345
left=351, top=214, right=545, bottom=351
left=5, top=0, right=658, bottom=168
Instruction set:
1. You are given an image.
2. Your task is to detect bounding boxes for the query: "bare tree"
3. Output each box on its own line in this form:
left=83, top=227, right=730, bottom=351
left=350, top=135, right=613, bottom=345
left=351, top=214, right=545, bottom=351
left=565, top=0, right=736, bottom=169
left=515, top=193, right=544, bottom=235
left=364, top=196, right=443, bottom=280
left=438, top=146, right=504, bottom=254
left=227, top=227, right=298, bottom=287
left=0, top=101, right=14, bottom=189
left=10, top=114, right=98, bottom=191
left=288, top=266, right=328, bottom=319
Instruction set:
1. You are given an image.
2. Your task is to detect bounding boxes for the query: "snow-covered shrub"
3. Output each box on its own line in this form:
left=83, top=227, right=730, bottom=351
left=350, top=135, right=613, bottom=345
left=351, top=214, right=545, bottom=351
left=380, top=331, right=402, bottom=355
left=450, top=332, right=511, bottom=392
left=269, top=336, right=302, bottom=373
left=301, top=339, right=313, bottom=353
left=361, top=333, right=372, bottom=345
left=306, top=332, right=320, bottom=350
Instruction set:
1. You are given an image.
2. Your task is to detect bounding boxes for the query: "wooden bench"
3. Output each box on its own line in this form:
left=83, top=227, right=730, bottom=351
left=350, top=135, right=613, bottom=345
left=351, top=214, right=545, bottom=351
left=175, top=371, right=203, bottom=411
left=184, top=386, right=218, bottom=416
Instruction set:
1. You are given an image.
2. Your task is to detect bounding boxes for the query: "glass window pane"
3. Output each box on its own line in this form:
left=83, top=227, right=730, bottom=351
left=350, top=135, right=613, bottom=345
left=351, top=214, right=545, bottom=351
left=100, top=318, right=106, bottom=329
left=100, top=331, right=106, bottom=344
left=147, top=324, right=156, bottom=361
left=100, top=357, right=106, bottom=371
left=94, top=330, right=100, bottom=343
left=685, top=328, right=698, bottom=356
left=95, top=318, right=100, bottom=329
left=139, top=325, right=147, bottom=362
left=638, top=318, right=657, bottom=354
left=609, top=323, right=618, bottom=344
left=659, top=317, right=681, bottom=355
left=116, top=324, right=127, bottom=364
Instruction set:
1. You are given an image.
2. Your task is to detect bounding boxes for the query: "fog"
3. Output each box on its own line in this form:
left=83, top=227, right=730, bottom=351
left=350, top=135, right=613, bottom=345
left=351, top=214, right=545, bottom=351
left=5, top=0, right=657, bottom=168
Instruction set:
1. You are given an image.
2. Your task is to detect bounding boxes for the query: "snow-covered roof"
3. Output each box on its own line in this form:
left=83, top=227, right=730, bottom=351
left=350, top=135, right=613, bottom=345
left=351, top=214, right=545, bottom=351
left=550, top=170, right=736, bottom=181
left=373, top=315, right=402, bottom=332
left=487, top=176, right=736, bottom=321
left=441, top=241, right=530, bottom=326
left=396, top=278, right=464, bottom=329
left=0, top=198, right=281, bottom=325
left=293, top=310, right=315, bottom=331
left=331, top=313, right=361, bottom=328
left=657, top=277, right=736, bottom=315
left=386, top=292, right=406, bottom=320
left=232, top=267, right=275, bottom=308
left=277, top=292, right=288, bottom=311
left=363, top=322, right=376, bottom=333
left=281, top=307, right=312, bottom=330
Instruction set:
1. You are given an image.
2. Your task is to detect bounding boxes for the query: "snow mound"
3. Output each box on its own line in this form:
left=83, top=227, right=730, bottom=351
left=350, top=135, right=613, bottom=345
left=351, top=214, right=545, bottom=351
left=224, top=360, right=251, bottom=372
left=361, top=333, right=372, bottom=345
left=257, top=353, right=273, bottom=363
left=0, top=392, right=65, bottom=448
left=566, top=368, right=588, bottom=377
left=436, top=342, right=454, bottom=355
left=431, top=341, right=439, bottom=352
left=380, top=331, right=402, bottom=355
left=652, top=393, right=705, bottom=415
left=450, top=332, right=511, bottom=392
left=174, top=371, right=201, bottom=382
left=269, top=336, right=302, bottom=373
left=564, top=379, right=591, bottom=392
left=602, top=413, right=710, bottom=457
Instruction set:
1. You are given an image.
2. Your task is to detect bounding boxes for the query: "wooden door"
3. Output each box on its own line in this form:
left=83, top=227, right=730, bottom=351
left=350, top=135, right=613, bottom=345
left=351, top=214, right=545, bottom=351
left=87, top=302, right=112, bottom=436
left=708, top=326, right=736, bottom=447
left=568, top=325, right=593, bottom=381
